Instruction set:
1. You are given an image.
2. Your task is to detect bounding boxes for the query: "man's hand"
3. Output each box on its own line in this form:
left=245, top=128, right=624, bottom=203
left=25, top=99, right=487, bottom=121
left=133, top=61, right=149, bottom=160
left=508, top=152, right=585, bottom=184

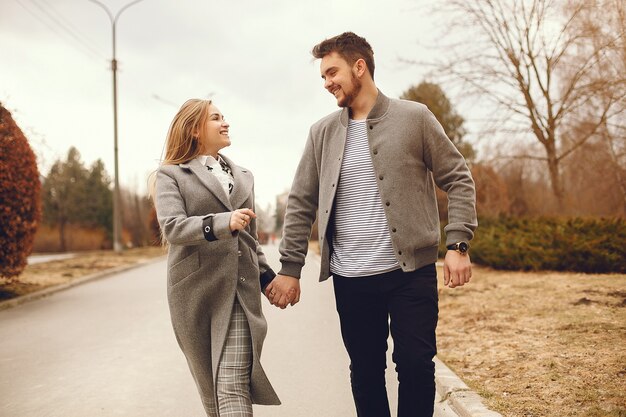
left=443, top=250, right=472, bottom=288
left=264, top=274, right=301, bottom=309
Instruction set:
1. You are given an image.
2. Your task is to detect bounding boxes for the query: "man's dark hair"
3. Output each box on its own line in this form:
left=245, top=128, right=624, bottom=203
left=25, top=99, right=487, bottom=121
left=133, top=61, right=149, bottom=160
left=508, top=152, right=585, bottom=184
left=312, top=32, right=375, bottom=79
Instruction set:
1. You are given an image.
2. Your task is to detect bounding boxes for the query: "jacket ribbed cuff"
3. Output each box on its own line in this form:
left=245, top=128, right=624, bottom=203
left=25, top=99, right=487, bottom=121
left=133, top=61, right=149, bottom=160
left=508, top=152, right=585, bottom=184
left=278, top=261, right=303, bottom=279
left=445, top=231, right=473, bottom=247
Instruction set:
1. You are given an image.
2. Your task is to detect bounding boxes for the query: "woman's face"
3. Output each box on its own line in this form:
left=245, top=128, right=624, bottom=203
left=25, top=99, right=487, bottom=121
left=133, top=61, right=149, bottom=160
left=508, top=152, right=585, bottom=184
left=198, top=104, right=230, bottom=156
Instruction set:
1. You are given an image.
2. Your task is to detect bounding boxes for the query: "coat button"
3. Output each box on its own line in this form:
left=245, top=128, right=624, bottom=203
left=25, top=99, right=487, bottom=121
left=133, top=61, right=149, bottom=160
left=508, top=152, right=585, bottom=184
left=373, top=149, right=378, bottom=155
left=240, top=277, right=246, bottom=282
left=238, top=250, right=242, bottom=257
left=385, top=201, right=390, bottom=206
left=204, top=225, right=211, bottom=233
left=398, top=250, right=402, bottom=255
left=369, top=125, right=373, bottom=129
left=379, top=175, right=383, bottom=180
left=392, top=228, right=397, bottom=232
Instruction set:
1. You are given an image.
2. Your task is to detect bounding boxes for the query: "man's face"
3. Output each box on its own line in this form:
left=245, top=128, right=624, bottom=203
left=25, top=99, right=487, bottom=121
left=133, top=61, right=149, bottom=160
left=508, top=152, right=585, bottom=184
left=320, top=52, right=362, bottom=108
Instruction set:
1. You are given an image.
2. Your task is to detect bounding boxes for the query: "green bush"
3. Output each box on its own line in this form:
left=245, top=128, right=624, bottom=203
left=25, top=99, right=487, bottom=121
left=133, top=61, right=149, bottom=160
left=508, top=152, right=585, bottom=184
left=440, top=216, right=626, bottom=273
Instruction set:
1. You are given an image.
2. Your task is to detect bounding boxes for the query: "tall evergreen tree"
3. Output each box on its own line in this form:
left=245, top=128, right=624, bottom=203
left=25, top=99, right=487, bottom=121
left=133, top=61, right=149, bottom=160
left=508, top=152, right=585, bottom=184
left=41, top=147, right=112, bottom=251
left=401, top=81, right=475, bottom=161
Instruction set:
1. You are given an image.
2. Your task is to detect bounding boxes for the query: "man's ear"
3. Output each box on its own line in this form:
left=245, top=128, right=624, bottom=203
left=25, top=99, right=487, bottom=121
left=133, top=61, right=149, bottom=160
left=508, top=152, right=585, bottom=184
left=354, top=58, right=367, bottom=78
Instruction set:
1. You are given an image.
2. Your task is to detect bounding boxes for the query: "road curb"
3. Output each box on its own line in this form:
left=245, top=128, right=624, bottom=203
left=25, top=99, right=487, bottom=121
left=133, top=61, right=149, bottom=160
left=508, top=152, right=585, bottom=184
left=0, top=256, right=166, bottom=312
left=435, top=357, right=503, bottom=417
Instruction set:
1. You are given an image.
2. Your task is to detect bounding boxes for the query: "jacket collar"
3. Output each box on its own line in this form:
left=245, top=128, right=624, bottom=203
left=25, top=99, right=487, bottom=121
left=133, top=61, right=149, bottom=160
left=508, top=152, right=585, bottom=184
left=178, top=153, right=253, bottom=210
left=339, top=89, right=390, bottom=127
left=220, top=153, right=253, bottom=209
left=179, top=158, right=231, bottom=210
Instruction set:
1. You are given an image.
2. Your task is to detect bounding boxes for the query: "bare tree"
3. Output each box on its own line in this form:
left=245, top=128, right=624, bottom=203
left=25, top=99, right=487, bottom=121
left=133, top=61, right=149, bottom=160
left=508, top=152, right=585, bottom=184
left=563, top=0, right=626, bottom=214
left=418, top=0, right=625, bottom=210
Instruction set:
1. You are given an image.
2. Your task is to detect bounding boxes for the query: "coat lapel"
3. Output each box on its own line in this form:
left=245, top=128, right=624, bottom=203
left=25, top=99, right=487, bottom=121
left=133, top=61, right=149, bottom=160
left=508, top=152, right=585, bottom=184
left=221, top=154, right=253, bottom=209
left=180, top=158, right=232, bottom=210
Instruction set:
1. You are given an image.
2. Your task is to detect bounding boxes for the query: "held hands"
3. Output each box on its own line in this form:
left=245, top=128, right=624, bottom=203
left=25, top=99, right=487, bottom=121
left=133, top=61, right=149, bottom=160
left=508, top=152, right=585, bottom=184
left=443, top=250, right=472, bottom=288
left=229, top=208, right=256, bottom=232
left=264, top=274, right=301, bottom=309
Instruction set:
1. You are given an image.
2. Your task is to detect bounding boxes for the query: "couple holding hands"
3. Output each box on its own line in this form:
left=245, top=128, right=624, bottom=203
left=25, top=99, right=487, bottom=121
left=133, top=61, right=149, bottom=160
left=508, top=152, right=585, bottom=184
left=153, top=32, right=477, bottom=417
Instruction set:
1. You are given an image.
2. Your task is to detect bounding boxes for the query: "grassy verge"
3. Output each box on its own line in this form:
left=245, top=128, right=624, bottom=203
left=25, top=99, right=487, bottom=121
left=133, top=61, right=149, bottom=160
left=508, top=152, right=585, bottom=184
left=0, top=246, right=166, bottom=301
left=436, top=264, right=626, bottom=417
left=309, top=241, right=625, bottom=415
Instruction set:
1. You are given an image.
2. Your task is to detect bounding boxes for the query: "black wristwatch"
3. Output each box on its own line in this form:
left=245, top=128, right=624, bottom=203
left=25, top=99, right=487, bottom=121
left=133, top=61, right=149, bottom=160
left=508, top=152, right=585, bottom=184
left=446, top=241, right=470, bottom=254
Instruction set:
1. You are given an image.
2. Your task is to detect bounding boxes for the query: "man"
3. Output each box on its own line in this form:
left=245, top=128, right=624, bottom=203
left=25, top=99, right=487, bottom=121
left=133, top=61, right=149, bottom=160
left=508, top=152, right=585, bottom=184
left=264, top=32, right=477, bottom=417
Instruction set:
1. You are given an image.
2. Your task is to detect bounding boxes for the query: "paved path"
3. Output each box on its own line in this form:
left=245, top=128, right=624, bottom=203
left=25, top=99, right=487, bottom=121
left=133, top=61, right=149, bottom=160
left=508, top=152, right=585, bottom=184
left=27, top=253, right=76, bottom=265
left=0, top=244, right=458, bottom=417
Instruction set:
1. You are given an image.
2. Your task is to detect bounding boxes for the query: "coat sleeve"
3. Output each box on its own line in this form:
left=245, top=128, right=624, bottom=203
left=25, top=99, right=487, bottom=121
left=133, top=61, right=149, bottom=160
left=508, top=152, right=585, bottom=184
left=420, top=107, right=477, bottom=245
left=278, top=128, right=320, bottom=278
left=246, top=185, right=276, bottom=290
left=155, top=168, right=234, bottom=246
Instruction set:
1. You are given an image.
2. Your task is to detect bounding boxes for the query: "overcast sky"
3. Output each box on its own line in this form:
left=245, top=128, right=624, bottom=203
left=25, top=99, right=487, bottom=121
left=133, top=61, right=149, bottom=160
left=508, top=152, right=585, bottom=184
left=1, top=0, right=447, bottom=208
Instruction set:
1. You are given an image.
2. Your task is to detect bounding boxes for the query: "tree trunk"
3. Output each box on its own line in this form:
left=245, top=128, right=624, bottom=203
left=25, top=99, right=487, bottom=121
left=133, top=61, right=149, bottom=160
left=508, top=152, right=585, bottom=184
left=59, top=219, right=67, bottom=252
left=544, top=141, right=566, bottom=212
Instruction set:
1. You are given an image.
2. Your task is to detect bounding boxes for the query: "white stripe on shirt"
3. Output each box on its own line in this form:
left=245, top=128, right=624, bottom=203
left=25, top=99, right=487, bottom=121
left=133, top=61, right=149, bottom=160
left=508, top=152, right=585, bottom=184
left=330, top=119, right=400, bottom=277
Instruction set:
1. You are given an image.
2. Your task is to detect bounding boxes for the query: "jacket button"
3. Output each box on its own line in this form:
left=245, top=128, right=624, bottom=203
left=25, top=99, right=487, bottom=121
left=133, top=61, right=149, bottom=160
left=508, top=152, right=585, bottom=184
left=204, top=226, right=211, bottom=233
left=325, top=209, right=329, bottom=213
left=385, top=201, right=390, bottom=206
left=373, top=149, right=378, bottom=155
left=398, top=250, right=402, bottom=255
left=403, top=262, right=406, bottom=266
left=332, top=184, right=335, bottom=187
left=369, top=125, right=373, bottom=129
left=240, top=277, right=246, bottom=282
left=238, top=250, right=242, bottom=257
left=379, top=175, right=383, bottom=180
left=392, top=228, right=397, bottom=232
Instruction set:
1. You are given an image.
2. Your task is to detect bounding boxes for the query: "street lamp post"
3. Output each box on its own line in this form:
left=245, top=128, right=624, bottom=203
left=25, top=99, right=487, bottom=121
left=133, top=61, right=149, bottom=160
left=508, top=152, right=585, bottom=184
left=88, top=0, right=145, bottom=253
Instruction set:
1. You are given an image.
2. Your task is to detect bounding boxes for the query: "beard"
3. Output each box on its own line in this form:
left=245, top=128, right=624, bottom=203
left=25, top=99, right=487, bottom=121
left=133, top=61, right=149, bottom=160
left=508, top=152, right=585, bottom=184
left=337, top=71, right=362, bottom=108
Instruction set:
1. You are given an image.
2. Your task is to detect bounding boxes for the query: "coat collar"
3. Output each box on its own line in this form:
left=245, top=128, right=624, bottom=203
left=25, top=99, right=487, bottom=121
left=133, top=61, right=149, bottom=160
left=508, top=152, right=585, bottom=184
left=339, top=89, right=390, bottom=127
left=221, top=153, right=253, bottom=209
left=178, top=153, right=253, bottom=210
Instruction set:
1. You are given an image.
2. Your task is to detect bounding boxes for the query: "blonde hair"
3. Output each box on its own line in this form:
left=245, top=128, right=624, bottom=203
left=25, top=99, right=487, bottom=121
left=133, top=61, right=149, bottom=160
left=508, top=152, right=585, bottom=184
left=148, top=99, right=213, bottom=246
left=148, top=99, right=212, bottom=201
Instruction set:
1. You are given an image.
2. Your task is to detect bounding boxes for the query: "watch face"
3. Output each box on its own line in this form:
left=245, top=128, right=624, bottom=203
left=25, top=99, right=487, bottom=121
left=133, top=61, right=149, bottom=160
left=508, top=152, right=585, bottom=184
left=458, top=241, right=469, bottom=253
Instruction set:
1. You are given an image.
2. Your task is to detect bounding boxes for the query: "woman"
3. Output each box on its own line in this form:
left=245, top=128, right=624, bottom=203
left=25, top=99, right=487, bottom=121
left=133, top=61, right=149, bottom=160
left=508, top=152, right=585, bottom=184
left=153, top=98, right=280, bottom=416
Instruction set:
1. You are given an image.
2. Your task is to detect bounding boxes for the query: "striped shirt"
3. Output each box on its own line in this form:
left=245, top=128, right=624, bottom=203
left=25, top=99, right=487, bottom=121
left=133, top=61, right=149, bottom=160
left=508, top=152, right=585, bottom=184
left=330, top=119, right=400, bottom=277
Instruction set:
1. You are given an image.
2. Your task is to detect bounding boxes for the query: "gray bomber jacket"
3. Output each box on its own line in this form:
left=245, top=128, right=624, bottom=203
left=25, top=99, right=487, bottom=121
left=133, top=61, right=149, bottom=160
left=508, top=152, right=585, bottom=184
left=279, top=91, right=477, bottom=282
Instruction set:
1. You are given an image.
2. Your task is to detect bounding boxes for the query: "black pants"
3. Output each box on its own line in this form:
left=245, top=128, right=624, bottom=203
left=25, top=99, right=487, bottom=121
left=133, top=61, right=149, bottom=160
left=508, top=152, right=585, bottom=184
left=333, top=264, right=438, bottom=417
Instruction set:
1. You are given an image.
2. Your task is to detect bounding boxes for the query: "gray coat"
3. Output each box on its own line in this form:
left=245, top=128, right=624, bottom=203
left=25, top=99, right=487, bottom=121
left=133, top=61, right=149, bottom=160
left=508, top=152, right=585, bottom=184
left=155, top=155, right=280, bottom=415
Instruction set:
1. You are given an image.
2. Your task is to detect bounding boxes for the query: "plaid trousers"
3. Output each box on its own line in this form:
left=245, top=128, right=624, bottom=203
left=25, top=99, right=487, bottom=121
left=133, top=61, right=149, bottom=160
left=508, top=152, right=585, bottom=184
left=216, top=297, right=253, bottom=417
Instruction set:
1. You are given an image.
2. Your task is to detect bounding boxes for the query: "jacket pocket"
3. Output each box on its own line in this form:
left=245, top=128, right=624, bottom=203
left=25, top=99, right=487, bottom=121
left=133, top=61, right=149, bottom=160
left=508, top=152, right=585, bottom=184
left=168, top=251, right=200, bottom=287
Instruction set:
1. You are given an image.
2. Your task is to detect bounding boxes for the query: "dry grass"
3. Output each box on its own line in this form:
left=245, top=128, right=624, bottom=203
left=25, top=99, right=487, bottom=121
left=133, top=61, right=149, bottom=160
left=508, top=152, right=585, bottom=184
left=32, top=224, right=109, bottom=252
left=0, top=246, right=166, bottom=301
left=436, top=265, right=626, bottom=417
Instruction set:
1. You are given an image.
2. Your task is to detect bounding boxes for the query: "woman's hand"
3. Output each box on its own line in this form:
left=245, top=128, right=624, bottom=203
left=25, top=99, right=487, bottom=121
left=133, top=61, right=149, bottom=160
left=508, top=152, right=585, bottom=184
left=229, top=208, right=256, bottom=232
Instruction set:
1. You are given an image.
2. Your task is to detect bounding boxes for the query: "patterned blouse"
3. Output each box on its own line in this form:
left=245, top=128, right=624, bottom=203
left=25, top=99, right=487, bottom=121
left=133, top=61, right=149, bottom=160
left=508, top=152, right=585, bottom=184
left=196, top=154, right=234, bottom=196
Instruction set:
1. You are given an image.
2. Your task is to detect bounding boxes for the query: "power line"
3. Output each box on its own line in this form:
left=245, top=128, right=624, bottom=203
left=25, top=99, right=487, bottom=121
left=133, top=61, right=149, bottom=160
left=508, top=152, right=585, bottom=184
left=12, top=0, right=105, bottom=61
left=37, top=0, right=107, bottom=56
left=27, top=0, right=107, bottom=59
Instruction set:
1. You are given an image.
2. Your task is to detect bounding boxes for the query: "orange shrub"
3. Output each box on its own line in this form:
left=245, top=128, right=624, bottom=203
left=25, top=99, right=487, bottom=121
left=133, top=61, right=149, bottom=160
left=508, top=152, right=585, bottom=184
left=0, top=104, right=41, bottom=278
